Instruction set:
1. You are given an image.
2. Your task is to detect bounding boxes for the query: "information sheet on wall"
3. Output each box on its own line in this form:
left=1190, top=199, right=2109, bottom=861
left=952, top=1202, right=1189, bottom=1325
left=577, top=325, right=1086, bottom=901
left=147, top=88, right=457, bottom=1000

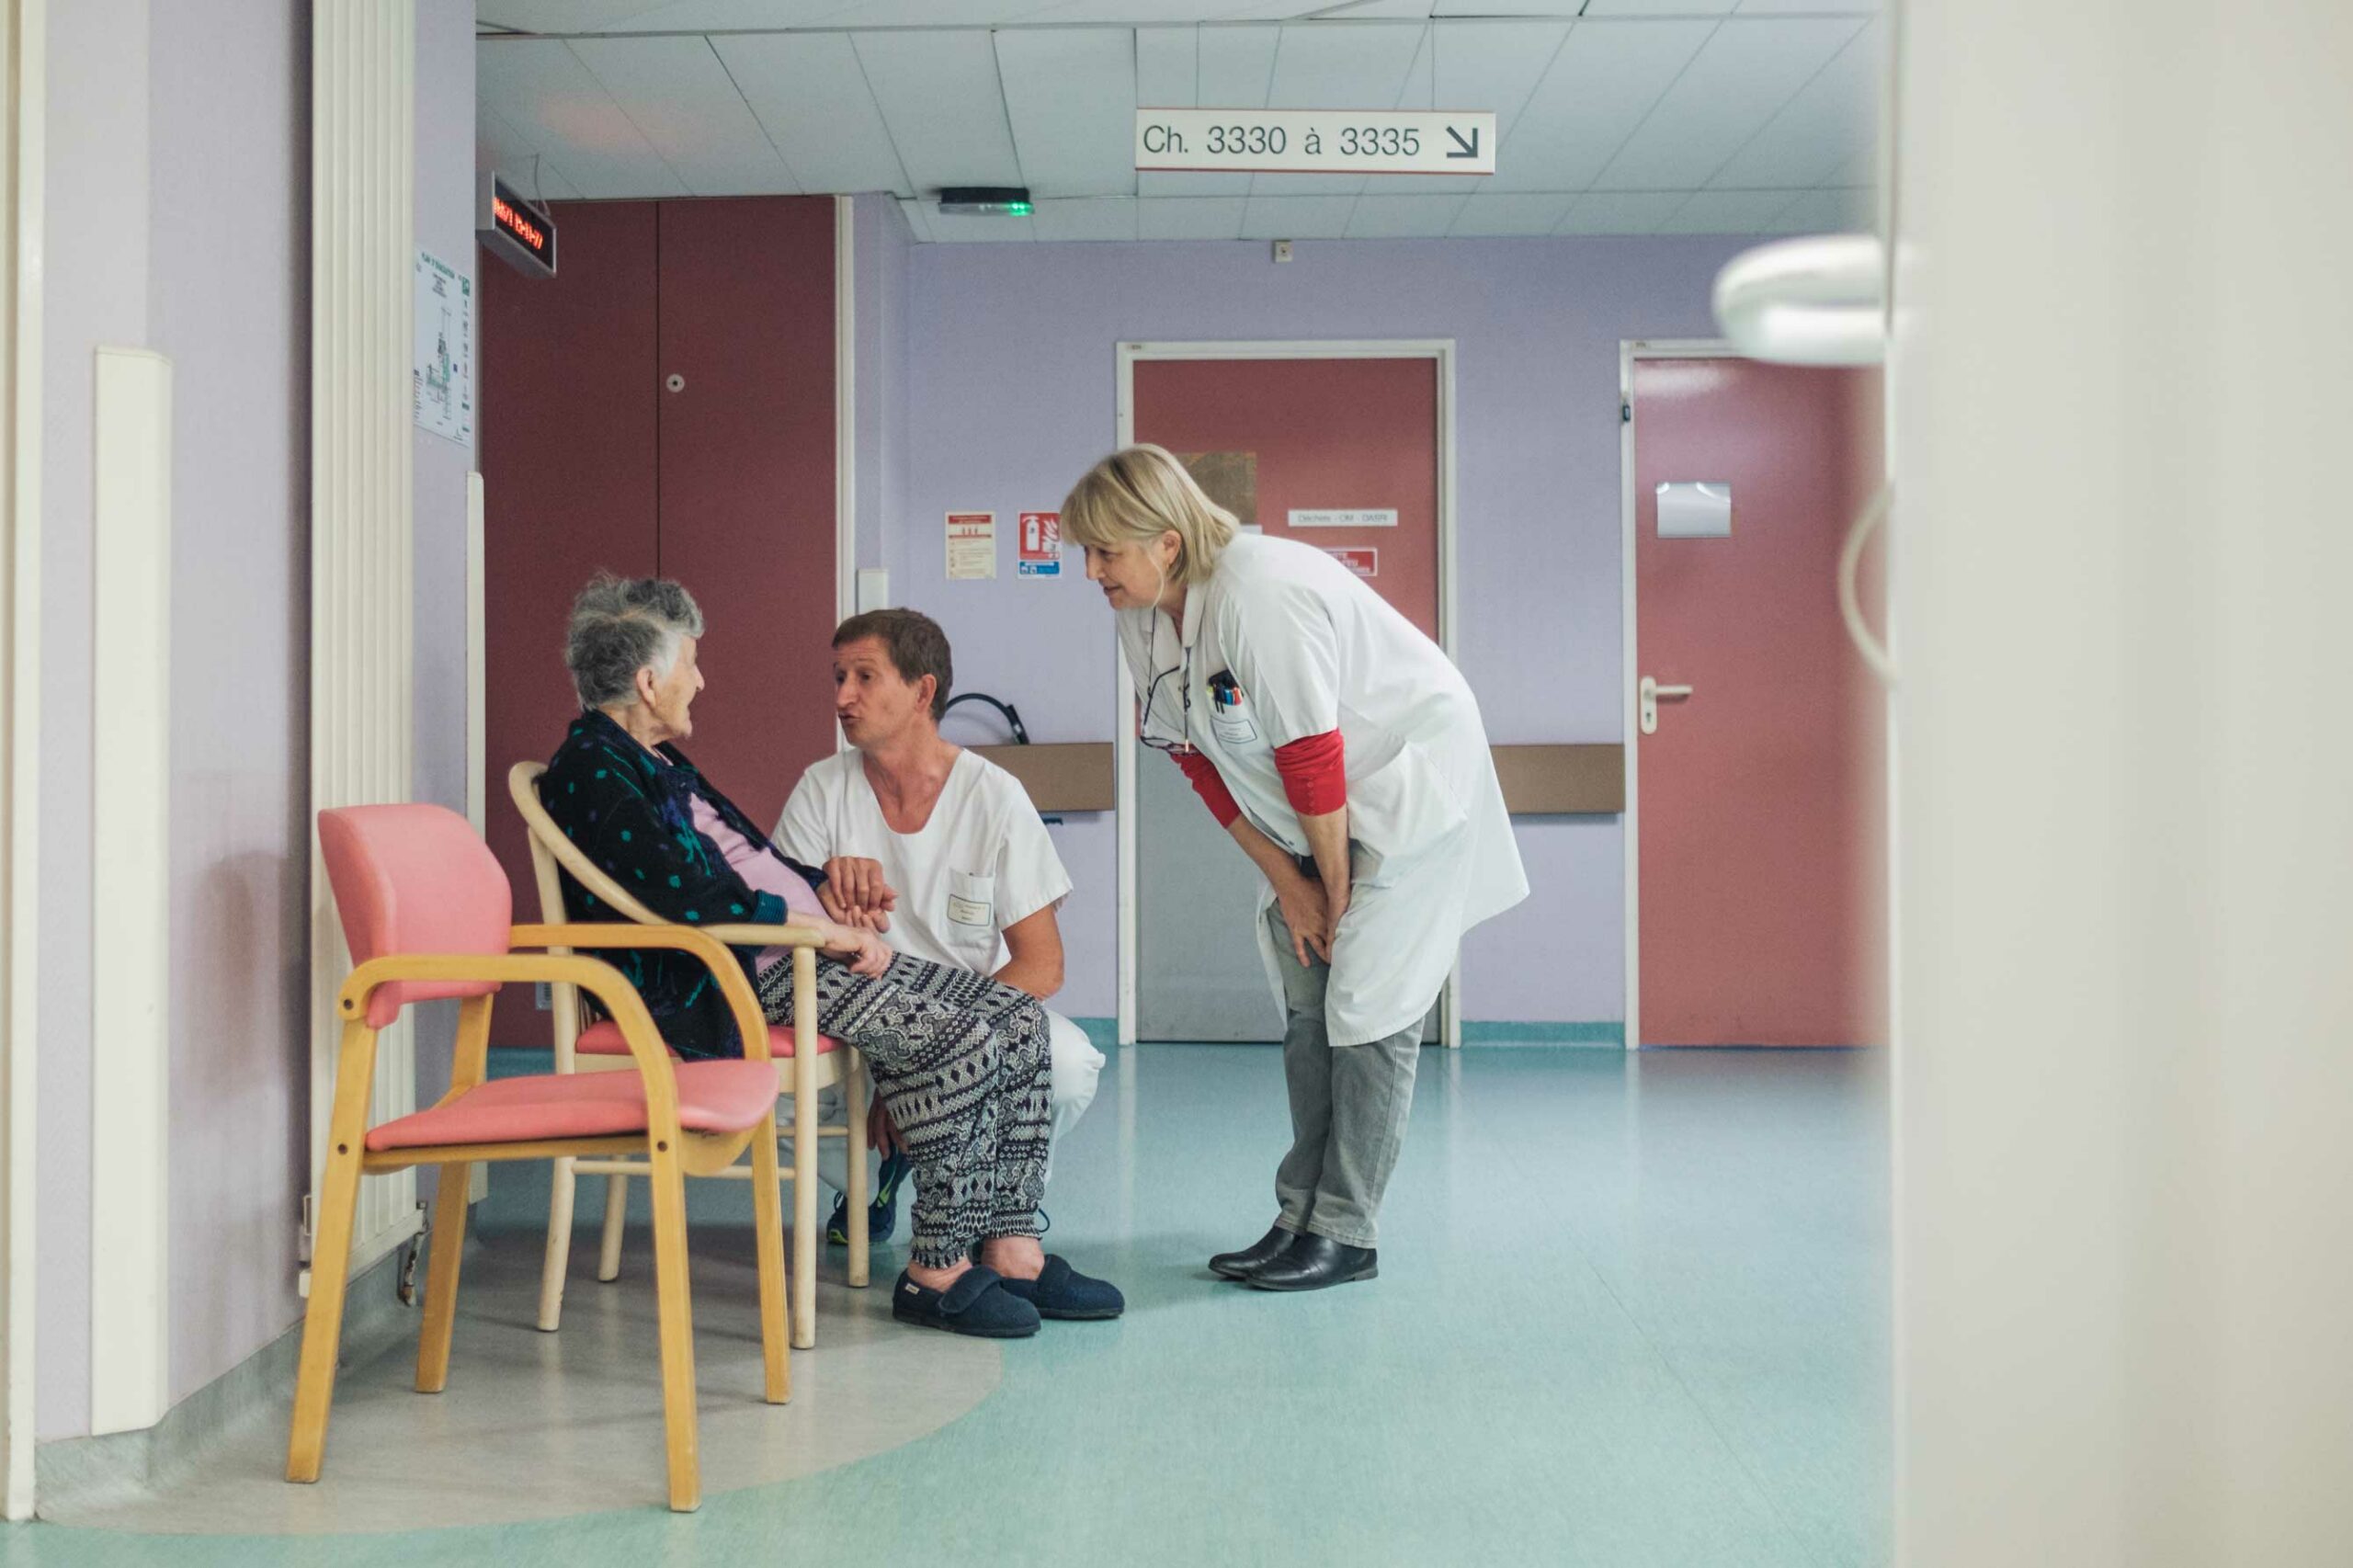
left=413, top=250, right=473, bottom=444
left=947, top=511, right=996, bottom=580
left=1018, top=512, right=1061, bottom=577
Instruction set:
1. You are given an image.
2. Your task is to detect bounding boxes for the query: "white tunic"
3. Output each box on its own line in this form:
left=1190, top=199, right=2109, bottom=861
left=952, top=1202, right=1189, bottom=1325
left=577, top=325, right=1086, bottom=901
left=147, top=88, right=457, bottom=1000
left=772, top=748, right=1073, bottom=977
left=1115, top=532, right=1528, bottom=1044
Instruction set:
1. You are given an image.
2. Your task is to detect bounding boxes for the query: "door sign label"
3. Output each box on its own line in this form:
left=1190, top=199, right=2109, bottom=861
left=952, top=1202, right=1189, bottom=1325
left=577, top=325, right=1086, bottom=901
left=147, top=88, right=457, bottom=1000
left=1324, top=547, right=1379, bottom=580
left=1136, top=109, right=1497, bottom=176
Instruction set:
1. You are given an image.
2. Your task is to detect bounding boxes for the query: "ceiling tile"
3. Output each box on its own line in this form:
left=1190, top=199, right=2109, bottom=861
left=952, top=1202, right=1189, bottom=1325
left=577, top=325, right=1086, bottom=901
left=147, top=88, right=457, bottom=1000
left=569, top=38, right=801, bottom=196
left=1592, top=17, right=1867, bottom=191
left=477, top=102, right=587, bottom=199
left=996, top=29, right=1139, bottom=198
left=1137, top=196, right=1249, bottom=240
left=1708, top=20, right=1878, bottom=188
left=1450, top=191, right=1573, bottom=235
left=1581, top=0, right=1733, bottom=13
left=1654, top=187, right=1795, bottom=233
left=477, top=0, right=683, bottom=29
left=1138, top=25, right=1278, bottom=197
left=1378, top=20, right=1571, bottom=193
left=1250, top=22, right=1430, bottom=196
left=896, top=195, right=936, bottom=240
left=1032, top=197, right=1142, bottom=241
left=475, top=40, right=688, bottom=198
left=1484, top=20, right=1714, bottom=192
left=851, top=31, right=1024, bottom=194
left=1764, top=184, right=1876, bottom=233
left=1345, top=192, right=1470, bottom=236
left=1736, top=0, right=1881, bottom=13
left=1240, top=193, right=1359, bottom=238
left=1552, top=189, right=1685, bottom=233
left=711, top=33, right=913, bottom=196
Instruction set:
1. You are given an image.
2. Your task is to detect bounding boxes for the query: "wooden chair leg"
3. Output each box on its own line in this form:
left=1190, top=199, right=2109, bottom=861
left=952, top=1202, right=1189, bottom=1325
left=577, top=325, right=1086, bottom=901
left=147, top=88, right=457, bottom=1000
left=286, top=1129, right=366, bottom=1482
left=598, top=1169, right=630, bottom=1281
left=646, top=1144, right=701, bottom=1513
left=747, top=1113, right=790, bottom=1405
left=791, top=1085, right=820, bottom=1350
left=537, top=1154, right=576, bottom=1331
left=416, top=1162, right=472, bottom=1392
left=847, top=1054, right=870, bottom=1289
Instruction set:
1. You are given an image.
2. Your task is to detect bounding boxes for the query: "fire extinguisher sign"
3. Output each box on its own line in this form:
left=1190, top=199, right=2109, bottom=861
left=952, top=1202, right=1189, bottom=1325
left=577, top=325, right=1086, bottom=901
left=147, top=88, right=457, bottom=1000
left=1017, top=512, right=1062, bottom=577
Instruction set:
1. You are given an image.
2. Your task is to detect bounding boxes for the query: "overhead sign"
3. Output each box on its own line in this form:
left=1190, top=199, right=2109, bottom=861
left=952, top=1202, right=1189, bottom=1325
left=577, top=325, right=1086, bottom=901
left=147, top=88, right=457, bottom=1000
left=477, top=171, right=557, bottom=278
left=1136, top=108, right=1497, bottom=176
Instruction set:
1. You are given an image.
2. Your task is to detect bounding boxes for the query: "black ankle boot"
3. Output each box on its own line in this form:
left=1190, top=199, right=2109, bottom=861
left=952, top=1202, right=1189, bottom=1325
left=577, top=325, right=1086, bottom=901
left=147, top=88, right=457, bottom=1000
left=1208, top=1224, right=1298, bottom=1280
left=1246, top=1233, right=1378, bottom=1292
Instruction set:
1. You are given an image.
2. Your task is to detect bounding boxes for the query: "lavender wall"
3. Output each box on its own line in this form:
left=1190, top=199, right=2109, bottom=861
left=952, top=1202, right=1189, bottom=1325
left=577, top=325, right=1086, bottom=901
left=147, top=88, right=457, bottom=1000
left=895, top=236, right=1745, bottom=1023
left=38, top=0, right=152, bottom=1447
left=39, top=0, right=476, bottom=1439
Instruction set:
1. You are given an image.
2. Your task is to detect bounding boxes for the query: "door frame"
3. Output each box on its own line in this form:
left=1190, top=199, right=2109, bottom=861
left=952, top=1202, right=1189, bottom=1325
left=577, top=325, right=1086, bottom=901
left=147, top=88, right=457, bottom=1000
left=1619, top=338, right=1738, bottom=1053
left=1, top=0, right=40, bottom=1517
left=1113, top=338, right=1460, bottom=1049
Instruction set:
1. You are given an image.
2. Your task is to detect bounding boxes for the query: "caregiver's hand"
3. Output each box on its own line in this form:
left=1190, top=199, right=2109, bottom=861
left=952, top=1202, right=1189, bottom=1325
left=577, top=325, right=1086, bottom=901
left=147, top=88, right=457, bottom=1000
left=1273, top=866, right=1335, bottom=967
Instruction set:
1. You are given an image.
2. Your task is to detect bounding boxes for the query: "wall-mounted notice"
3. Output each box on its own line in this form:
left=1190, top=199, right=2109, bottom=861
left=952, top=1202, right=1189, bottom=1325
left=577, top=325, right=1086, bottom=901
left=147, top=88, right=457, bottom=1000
left=413, top=250, right=473, bottom=444
left=947, top=511, right=996, bottom=580
left=1018, top=511, right=1062, bottom=577
left=1290, top=508, right=1397, bottom=529
left=1325, top=547, right=1379, bottom=580
left=1137, top=109, right=1497, bottom=176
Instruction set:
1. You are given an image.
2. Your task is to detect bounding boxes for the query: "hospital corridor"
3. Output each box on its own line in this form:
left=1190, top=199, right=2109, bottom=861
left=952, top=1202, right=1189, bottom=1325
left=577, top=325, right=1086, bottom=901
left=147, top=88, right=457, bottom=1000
left=0, top=3, right=2345, bottom=1566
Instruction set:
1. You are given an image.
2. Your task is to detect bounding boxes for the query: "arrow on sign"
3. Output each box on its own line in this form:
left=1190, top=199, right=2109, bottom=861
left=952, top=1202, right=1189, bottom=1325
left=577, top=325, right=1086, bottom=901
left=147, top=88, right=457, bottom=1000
left=1446, top=126, right=1481, bottom=160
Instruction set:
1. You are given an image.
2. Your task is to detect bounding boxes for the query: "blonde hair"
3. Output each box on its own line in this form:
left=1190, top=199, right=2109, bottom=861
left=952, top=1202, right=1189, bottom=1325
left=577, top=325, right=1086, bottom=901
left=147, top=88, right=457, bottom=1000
left=1060, top=445, right=1239, bottom=587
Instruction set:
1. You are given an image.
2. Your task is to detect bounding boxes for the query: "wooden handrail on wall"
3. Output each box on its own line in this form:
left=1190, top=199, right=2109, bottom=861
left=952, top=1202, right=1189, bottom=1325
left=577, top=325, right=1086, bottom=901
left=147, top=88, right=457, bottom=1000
left=974, top=742, right=1625, bottom=816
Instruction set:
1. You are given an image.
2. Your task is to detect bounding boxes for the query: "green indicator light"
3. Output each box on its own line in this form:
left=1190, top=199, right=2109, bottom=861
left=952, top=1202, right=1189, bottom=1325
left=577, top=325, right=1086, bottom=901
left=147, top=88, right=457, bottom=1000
left=1009, top=203, right=1033, bottom=215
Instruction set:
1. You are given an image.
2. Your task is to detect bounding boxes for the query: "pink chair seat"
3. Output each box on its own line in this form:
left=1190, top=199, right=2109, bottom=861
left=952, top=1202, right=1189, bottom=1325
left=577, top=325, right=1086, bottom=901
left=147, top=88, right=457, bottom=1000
left=574, top=1018, right=841, bottom=1059
left=365, top=1060, right=781, bottom=1153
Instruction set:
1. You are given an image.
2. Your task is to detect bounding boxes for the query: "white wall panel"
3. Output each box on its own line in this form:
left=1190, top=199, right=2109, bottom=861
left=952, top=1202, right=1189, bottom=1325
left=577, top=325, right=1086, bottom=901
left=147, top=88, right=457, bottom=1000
left=1592, top=17, right=1864, bottom=190
left=87, top=347, right=170, bottom=1437
left=570, top=36, right=801, bottom=195
left=997, top=29, right=1138, bottom=198
left=716, top=33, right=913, bottom=197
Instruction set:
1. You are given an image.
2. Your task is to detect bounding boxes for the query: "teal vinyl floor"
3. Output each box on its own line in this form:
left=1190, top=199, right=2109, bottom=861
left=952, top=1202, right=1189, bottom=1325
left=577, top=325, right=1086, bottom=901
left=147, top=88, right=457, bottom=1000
left=2, top=1043, right=1890, bottom=1567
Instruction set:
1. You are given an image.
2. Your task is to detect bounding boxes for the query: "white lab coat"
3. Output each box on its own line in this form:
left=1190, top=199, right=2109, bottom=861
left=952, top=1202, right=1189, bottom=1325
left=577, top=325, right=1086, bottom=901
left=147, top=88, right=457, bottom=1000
left=1117, top=533, right=1528, bottom=1045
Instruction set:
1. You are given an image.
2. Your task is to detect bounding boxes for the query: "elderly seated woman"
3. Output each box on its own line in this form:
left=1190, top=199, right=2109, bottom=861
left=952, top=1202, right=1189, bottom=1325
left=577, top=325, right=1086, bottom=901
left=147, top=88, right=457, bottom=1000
left=540, top=574, right=1121, bottom=1337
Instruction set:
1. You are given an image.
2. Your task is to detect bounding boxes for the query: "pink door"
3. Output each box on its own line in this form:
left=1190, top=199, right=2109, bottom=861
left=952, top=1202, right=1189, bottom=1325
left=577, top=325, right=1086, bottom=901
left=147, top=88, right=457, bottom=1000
left=1634, top=358, right=1886, bottom=1047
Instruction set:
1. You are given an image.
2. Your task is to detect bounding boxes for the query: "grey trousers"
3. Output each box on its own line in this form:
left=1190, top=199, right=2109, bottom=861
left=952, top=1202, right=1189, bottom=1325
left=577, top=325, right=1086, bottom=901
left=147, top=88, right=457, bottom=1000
left=1267, top=903, right=1422, bottom=1249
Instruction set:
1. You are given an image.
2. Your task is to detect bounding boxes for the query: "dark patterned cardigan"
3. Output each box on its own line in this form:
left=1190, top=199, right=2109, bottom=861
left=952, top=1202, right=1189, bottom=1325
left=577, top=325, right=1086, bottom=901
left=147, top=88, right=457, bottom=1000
left=539, top=709, right=829, bottom=1060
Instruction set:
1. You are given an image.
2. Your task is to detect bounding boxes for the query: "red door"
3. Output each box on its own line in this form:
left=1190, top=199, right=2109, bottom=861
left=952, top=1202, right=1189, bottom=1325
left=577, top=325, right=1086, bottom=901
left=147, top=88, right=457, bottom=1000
left=1633, top=358, right=1886, bottom=1047
left=1131, top=356, right=1442, bottom=1042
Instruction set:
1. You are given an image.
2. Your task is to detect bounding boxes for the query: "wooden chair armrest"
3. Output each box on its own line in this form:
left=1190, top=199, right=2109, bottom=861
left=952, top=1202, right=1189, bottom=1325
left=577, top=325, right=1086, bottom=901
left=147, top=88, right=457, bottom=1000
left=338, top=953, right=688, bottom=1110
left=507, top=923, right=771, bottom=1064
left=699, top=923, right=832, bottom=950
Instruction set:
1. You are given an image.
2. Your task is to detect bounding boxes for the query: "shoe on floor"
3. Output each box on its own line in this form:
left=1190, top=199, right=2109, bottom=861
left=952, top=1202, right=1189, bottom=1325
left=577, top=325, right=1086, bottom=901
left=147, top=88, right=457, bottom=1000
left=826, top=1148, right=913, bottom=1246
left=891, top=1267, right=1040, bottom=1339
left=1209, top=1223, right=1298, bottom=1281
left=996, top=1256, right=1124, bottom=1320
left=1246, top=1233, right=1378, bottom=1292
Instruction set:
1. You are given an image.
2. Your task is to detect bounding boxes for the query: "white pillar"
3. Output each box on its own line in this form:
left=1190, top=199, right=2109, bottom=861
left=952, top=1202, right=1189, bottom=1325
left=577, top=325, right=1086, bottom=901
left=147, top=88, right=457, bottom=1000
left=1893, top=2, right=2353, bottom=1562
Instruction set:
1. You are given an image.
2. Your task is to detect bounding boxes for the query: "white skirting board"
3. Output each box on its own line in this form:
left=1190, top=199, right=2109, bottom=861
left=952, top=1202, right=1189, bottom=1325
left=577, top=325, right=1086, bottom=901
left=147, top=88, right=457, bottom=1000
left=88, top=347, right=171, bottom=1435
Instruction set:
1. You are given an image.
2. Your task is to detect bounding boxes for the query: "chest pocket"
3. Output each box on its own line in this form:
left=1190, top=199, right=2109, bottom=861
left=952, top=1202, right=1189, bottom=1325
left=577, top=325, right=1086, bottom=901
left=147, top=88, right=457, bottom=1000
left=1206, top=673, right=1267, bottom=753
left=945, top=870, right=997, bottom=954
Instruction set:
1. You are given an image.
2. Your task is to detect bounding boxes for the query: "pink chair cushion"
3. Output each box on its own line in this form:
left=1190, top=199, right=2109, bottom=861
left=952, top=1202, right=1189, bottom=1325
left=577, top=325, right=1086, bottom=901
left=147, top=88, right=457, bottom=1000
left=574, top=1019, right=840, bottom=1059
left=318, top=804, right=514, bottom=1028
left=364, top=1060, right=779, bottom=1153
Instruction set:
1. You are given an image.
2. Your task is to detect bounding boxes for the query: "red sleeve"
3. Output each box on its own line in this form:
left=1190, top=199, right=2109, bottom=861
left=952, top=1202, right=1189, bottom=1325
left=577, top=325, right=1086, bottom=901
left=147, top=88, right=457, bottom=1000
left=1275, top=730, right=1347, bottom=816
left=1173, top=749, right=1242, bottom=829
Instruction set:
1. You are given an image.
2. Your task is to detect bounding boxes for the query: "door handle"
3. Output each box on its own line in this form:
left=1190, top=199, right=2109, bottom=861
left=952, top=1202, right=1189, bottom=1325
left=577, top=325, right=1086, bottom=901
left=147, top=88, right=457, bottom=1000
left=1638, top=676, right=1693, bottom=735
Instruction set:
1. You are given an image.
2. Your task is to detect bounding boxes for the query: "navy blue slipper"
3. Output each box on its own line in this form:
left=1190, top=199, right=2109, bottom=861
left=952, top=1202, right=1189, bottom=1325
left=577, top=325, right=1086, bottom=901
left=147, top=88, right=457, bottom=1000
left=996, top=1256, right=1125, bottom=1321
left=891, top=1267, right=1040, bottom=1339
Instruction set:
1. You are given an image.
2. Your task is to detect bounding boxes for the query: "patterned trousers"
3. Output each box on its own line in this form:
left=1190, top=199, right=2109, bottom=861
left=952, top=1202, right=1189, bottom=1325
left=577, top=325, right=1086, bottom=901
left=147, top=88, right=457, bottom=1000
left=756, top=949, right=1052, bottom=1268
